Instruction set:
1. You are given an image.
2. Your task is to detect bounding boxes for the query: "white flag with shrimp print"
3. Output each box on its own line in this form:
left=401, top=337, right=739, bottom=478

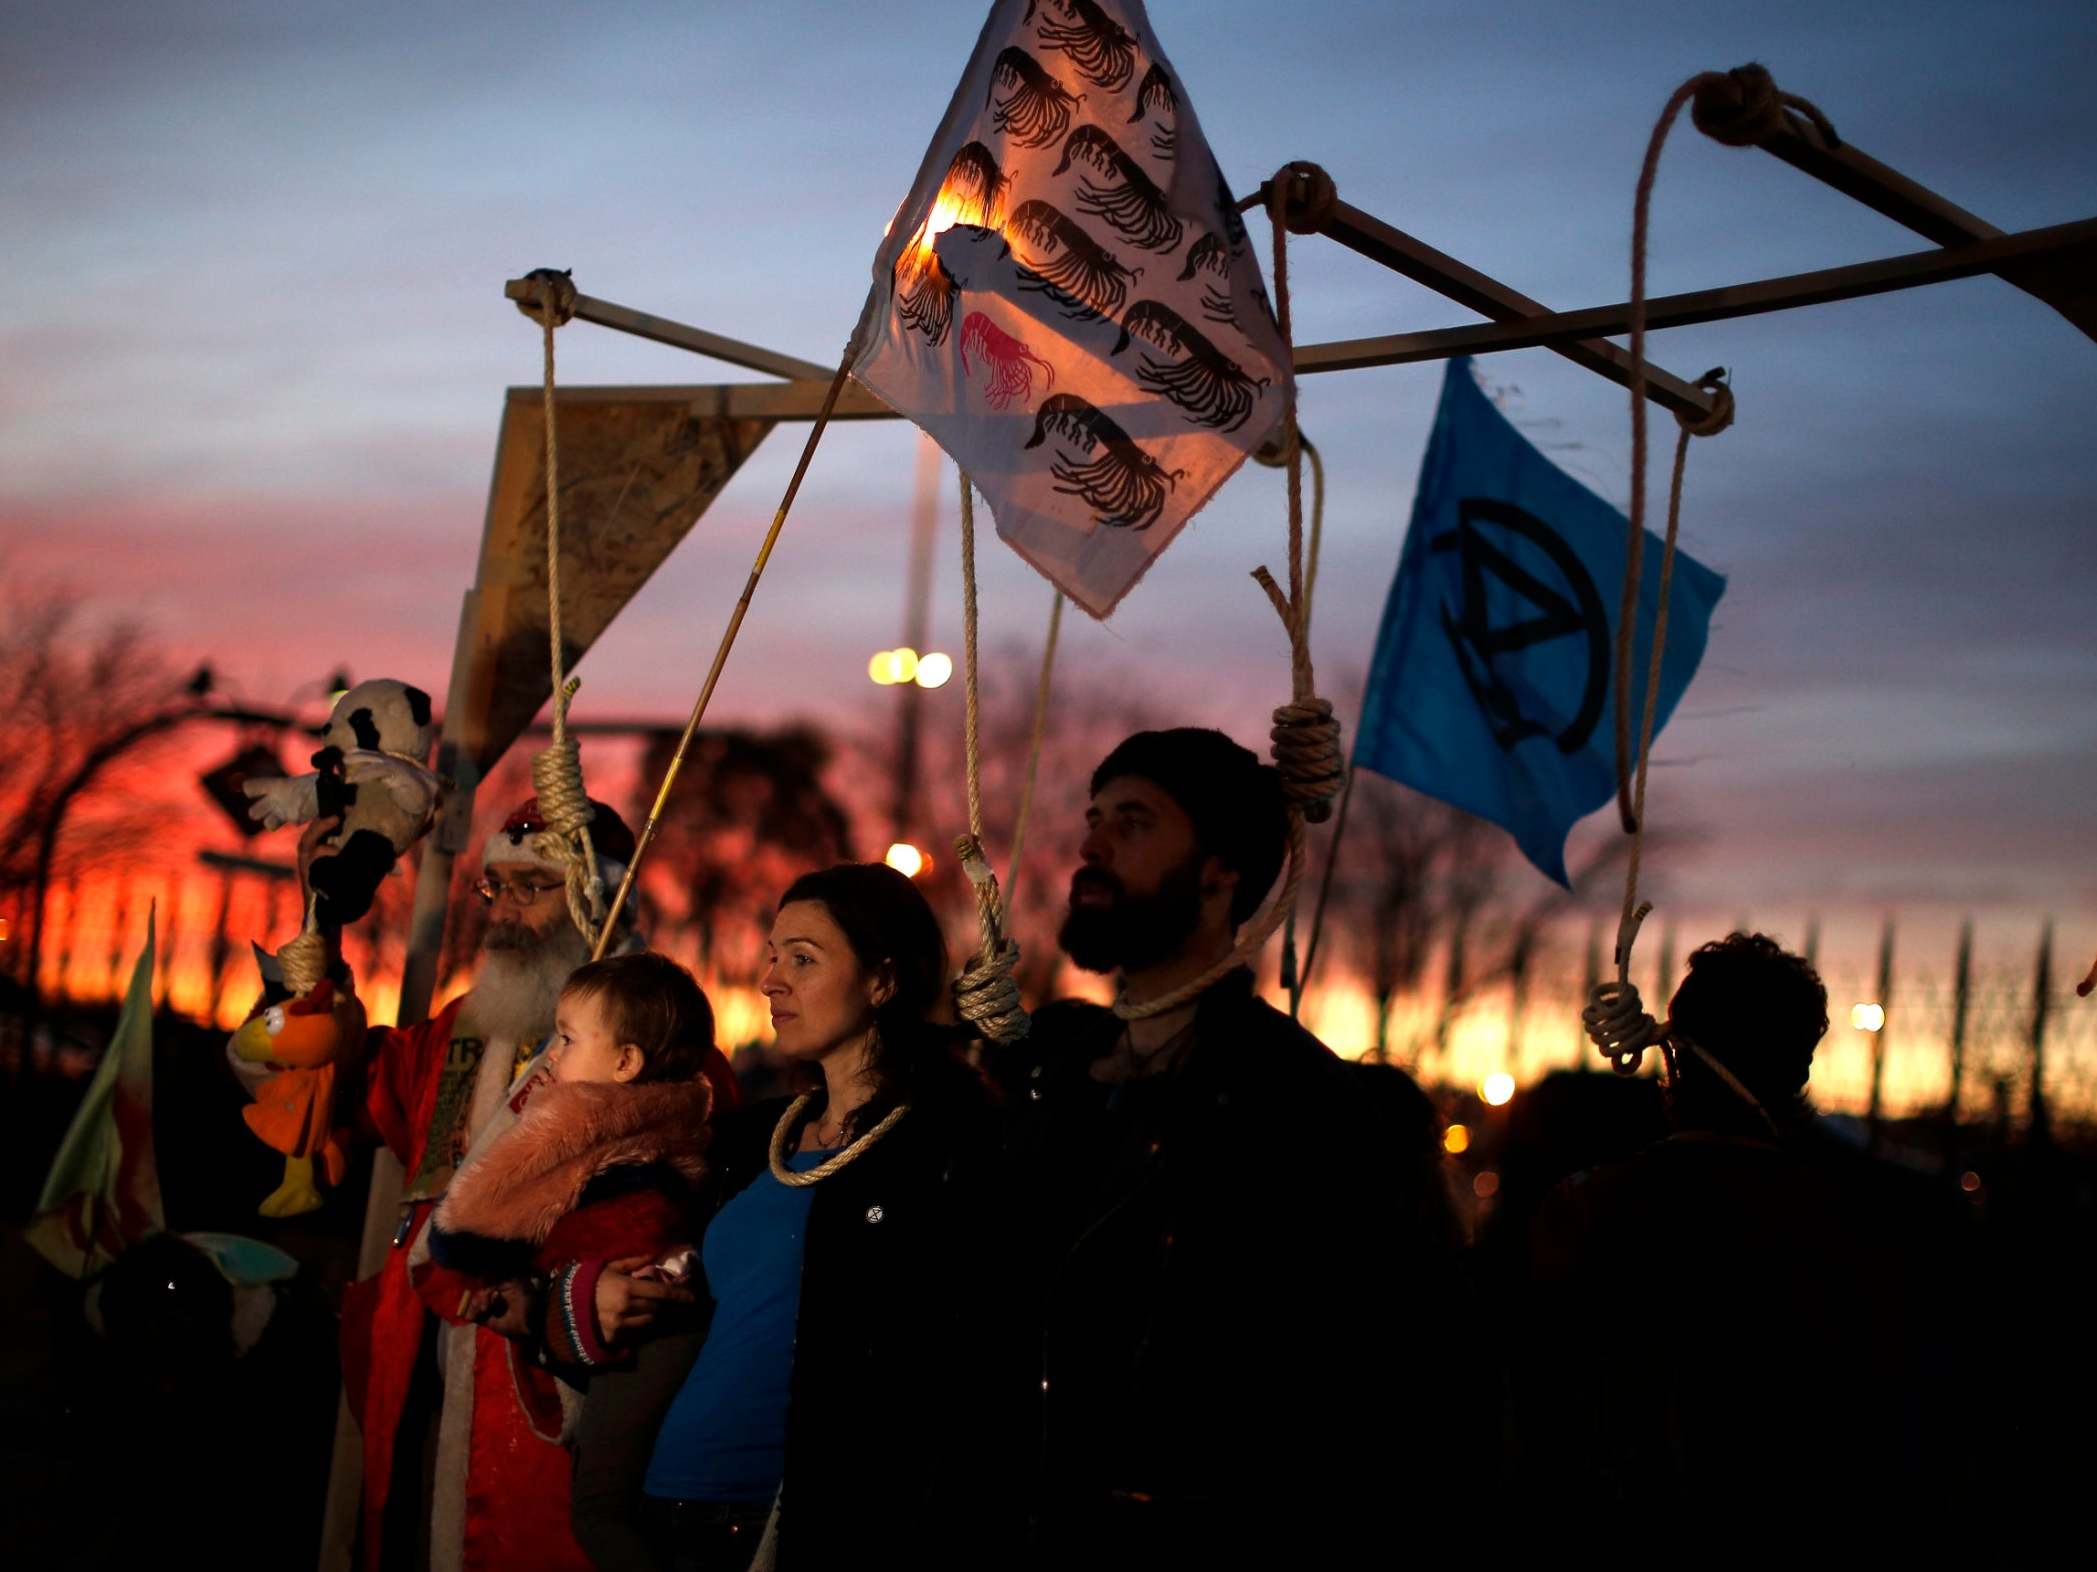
left=850, top=0, right=1292, bottom=619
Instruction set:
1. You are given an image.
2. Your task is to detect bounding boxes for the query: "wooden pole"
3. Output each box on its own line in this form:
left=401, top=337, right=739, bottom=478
left=317, top=588, right=484, bottom=1572
left=1867, top=916, right=1895, bottom=1156
left=500, top=278, right=834, bottom=381
left=1293, top=218, right=2097, bottom=376
left=1745, top=112, right=2097, bottom=340
left=511, top=220, right=2094, bottom=425
left=396, top=588, right=484, bottom=1031
left=1282, top=193, right=1715, bottom=419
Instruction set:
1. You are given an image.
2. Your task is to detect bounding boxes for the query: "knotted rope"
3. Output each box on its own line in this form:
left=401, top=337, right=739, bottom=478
left=1687, top=62, right=1840, bottom=152
left=1269, top=159, right=1340, bottom=235
left=278, top=893, right=330, bottom=997
left=516, top=268, right=606, bottom=950
left=951, top=472, right=1030, bottom=1044
left=1585, top=77, right=1763, bottom=1074
left=1115, top=164, right=1343, bottom=1023
left=767, top=1092, right=911, bottom=1187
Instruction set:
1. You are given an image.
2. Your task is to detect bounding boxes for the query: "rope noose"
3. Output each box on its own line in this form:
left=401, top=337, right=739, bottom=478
left=951, top=472, right=1029, bottom=1045
left=277, top=891, right=330, bottom=998
left=1115, top=164, right=1343, bottom=1024
left=515, top=267, right=607, bottom=950
left=1583, top=75, right=1782, bottom=1074
left=767, top=1093, right=911, bottom=1187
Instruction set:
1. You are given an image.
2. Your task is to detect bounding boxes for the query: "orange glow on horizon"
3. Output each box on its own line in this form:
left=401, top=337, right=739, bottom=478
left=19, top=864, right=2095, bottom=1131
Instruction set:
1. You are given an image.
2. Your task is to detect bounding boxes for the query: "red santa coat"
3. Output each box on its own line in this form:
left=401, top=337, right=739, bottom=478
left=339, top=995, right=589, bottom=1572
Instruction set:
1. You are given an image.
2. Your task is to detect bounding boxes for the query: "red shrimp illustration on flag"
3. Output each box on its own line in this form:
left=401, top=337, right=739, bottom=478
left=961, top=311, right=1056, bottom=410
left=851, top=0, right=1290, bottom=618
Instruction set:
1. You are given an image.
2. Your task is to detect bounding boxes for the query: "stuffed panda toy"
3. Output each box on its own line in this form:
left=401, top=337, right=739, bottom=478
left=244, top=678, right=442, bottom=926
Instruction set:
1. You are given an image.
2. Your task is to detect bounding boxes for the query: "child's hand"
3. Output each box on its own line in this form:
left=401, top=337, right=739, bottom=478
left=469, top=1279, right=536, bottom=1340
left=596, top=1253, right=696, bottom=1342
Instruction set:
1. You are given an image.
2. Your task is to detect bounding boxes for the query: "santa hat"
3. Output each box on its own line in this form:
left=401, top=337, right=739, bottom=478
left=482, top=796, right=637, bottom=901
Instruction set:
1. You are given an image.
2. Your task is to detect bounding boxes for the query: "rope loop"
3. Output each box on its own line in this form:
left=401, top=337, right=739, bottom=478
left=1270, top=696, right=1344, bottom=824
left=1582, top=979, right=1665, bottom=1076
left=277, top=928, right=329, bottom=998
left=767, top=1093, right=910, bottom=1187
left=514, top=266, right=578, bottom=328
left=1675, top=367, right=1736, bottom=438
left=530, top=729, right=606, bottom=946
left=1267, top=160, right=1338, bottom=235
left=1688, top=63, right=1840, bottom=151
left=951, top=830, right=1029, bottom=1043
left=955, top=936, right=1029, bottom=1045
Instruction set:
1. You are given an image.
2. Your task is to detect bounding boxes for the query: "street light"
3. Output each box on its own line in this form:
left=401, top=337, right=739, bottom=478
left=1851, top=1003, right=1886, bottom=1032
left=1480, top=1072, right=1516, bottom=1107
left=867, top=648, right=919, bottom=685
left=884, top=842, right=928, bottom=879
left=868, top=647, right=953, bottom=688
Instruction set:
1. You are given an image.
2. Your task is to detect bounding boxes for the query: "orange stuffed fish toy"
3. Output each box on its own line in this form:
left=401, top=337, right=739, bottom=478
left=230, top=978, right=363, bottom=1217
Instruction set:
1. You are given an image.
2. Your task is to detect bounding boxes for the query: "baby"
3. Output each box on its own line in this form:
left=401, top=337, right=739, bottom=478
left=416, top=950, right=736, bottom=1374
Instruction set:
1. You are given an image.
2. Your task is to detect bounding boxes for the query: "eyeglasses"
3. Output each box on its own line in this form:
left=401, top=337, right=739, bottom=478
left=474, top=875, right=564, bottom=907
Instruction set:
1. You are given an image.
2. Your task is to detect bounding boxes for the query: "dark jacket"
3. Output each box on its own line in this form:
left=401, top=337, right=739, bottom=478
left=571, top=1067, right=1005, bottom=1571
left=1524, top=1125, right=1968, bottom=1549
left=995, top=970, right=1456, bottom=1560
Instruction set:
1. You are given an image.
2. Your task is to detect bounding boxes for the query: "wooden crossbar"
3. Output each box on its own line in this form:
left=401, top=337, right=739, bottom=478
left=1307, top=198, right=1719, bottom=419
left=500, top=278, right=835, bottom=381
left=1752, top=118, right=2097, bottom=340
left=1296, top=217, right=2097, bottom=375
left=512, top=213, right=2095, bottom=417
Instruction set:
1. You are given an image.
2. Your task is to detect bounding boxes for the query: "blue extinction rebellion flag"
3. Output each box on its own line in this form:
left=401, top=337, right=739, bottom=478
left=1355, top=359, right=1726, bottom=885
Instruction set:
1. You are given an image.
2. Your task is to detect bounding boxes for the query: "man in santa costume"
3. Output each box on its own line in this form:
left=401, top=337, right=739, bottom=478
left=265, top=797, right=722, bottom=1572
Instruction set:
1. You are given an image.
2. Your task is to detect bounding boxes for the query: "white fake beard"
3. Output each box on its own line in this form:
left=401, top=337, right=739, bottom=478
left=462, top=918, right=591, bottom=1047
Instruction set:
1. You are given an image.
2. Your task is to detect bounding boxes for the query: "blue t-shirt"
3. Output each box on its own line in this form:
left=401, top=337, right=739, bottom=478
left=644, top=1148, right=827, bottom=1504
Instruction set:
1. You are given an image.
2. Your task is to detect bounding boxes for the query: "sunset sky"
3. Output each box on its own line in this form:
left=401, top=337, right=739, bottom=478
left=7, top=0, right=2095, bottom=981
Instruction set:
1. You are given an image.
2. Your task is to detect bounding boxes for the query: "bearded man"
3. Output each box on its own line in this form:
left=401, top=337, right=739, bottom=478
left=238, top=797, right=681, bottom=1572
left=995, top=729, right=1449, bottom=1565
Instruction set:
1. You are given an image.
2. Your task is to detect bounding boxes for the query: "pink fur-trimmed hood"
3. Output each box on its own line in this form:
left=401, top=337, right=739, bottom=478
left=431, top=1077, right=712, bottom=1246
